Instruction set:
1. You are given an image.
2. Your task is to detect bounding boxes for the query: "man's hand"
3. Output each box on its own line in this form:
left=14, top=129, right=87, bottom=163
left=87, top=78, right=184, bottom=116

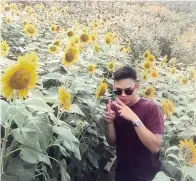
left=104, top=98, right=115, bottom=124
left=113, top=98, right=139, bottom=123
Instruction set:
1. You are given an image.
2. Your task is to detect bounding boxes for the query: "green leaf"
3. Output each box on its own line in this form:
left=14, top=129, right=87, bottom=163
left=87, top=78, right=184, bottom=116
left=12, top=128, right=41, bottom=151
left=70, top=104, right=85, bottom=117
left=0, top=100, right=9, bottom=123
left=25, top=114, right=52, bottom=150
left=5, top=158, right=36, bottom=181
left=60, top=159, right=71, bottom=181
left=55, top=144, right=70, bottom=157
left=87, top=151, right=99, bottom=169
left=165, top=146, right=179, bottom=155
left=20, top=147, right=51, bottom=168
left=183, top=166, right=196, bottom=180
left=24, top=98, right=54, bottom=113
left=152, top=171, right=170, bottom=181
left=53, top=126, right=81, bottom=160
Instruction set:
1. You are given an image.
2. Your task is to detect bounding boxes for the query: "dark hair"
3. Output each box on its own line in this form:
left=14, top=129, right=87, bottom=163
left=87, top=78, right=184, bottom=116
left=114, top=66, right=137, bottom=81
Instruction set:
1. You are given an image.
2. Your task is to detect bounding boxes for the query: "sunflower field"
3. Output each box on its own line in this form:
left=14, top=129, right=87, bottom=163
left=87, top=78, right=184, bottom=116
left=0, top=1, right=196, bottom=181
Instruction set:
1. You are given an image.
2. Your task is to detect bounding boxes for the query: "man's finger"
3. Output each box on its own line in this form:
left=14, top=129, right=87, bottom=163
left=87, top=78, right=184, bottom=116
left=116, top=98, right=124, bottom=106
left=113, top=102, right=122, bottom=109
left=107, top=98, right=112, bottom=111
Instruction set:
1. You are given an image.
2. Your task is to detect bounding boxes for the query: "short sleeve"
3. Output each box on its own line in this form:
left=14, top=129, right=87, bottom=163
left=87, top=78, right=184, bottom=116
left=144, top=102, right=164, bottom=134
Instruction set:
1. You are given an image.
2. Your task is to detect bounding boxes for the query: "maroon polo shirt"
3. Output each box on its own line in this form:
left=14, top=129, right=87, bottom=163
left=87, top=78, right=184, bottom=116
left=111, top=97, right=164, bottom=181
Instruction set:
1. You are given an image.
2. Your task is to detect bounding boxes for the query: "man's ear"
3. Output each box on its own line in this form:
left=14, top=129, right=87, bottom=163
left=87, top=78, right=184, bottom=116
left=136, top=83, right=140, bottom=89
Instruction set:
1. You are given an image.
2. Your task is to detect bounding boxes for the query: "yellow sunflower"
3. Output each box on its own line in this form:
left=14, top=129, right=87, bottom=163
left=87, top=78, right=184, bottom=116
left=143, top=72, right=149, bottom=81
left=5, top=16, right=12, bottom=24
left=61, top=45, right=79, bottom=67
left=96, top=81, right=108, bottom=99
left=143, top=85, right=155, bottom=99
left=53, top=39, right=62, bottom=47
left=93, top=43, right=100, bottom=53
left=180, top=77, right=188, bottom=85
left=80, top=33, right=91, bottom=44
left=147, top=54, right=155, bottom=62
left=161, top=99, right=175, bottom=117
left=48, top=44, right=59, bottom=54
left=143, top=50, right=151, bottom=59
left=107, top=60, right=115, bottom=72
left=91, top=33, right=98, bottom=42
left=0, top=40, right=10, bottom=57
left=58, top=87, right=71, bottom=111
left=50, top=23, right=57, bottom=32
left=143, top=61, right=153, bottom=72
left=150, top=69, right=159, bottom=79
left=1, top=59, right=38, bottom=100
left=18, top=52, right=38, bottom=67
left=88, top=64, right=96, bottom=74
left=104, top=32, right=113, bottom=45
left=24, top=23, right=38, bottom=38
left=171, top=67, right=177, bottom=74
left=179, top=139, right=196, bottom=166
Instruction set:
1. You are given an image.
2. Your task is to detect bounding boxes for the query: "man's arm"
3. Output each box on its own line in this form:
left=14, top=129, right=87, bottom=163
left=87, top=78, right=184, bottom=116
left=106, top=122, right=116, bottom=146
left=134, top=124, right=162, bottom=153
left=104, top=99, right=116, bottom=146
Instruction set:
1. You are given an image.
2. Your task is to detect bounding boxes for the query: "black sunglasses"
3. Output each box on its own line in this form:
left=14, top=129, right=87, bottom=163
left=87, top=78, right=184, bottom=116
left=113, top=86, right=136, bottom=96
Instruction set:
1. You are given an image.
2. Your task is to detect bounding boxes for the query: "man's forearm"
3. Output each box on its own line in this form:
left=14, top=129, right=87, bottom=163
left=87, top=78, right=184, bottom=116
left=134, top=123, right=161, bottom=153
left=106, top=123, right=116, bottom=146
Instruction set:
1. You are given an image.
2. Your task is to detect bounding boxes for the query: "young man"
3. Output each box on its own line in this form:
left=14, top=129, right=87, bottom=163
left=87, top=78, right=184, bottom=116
left=104, top=66, right=164, bottom=181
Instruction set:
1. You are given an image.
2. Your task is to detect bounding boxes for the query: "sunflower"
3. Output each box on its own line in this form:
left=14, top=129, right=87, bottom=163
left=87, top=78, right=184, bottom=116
left=143, top=72, right=149, bottom=81
left=104, top=32, right=113, bottom=45
left=96, top=81, right=108, bottom=99
left=61, top=45, right=79, bottom=67
left=143, top=61, right=153, bottom=72
left=0, top=40, right=10, bottom=57
left=107, top=60, right=115, bottom=72
left=171, top=67, right=177, bottom=74
left=58, top=87, right=71, bottom=111
left=161, top=99, right=175, bottom=117
left=143, top=50, right=151, bottom=59
left=88, top=64, right=96, bottom=74
left=1, top=59, right=38, bottom=100
left=150, top=69, right=159, bottom=79
left=93, top=43, right=100, bottom=53
left=18, top=52, right=38, bottom=67
left=56, top=25, right=61, bottom=32
left=50, top=23, right=57, bottom=32
left=80, top=33, right=90, bottom=44
left=180, top=77, right=188, bottom=85
left=5, top=16, right=12, bottom=24
left=24, top=23, right=38, bottom=38
left=48, top=44, right=59, bottom=54
left=179, top=139, right=196, bottom=166
left=53, top=39, right=62, bottom=47
left=91, top=33, right=98, bottom=42
left=143, top=85, right=155, bottom=99
left=147, top=54, right=155, bottom=62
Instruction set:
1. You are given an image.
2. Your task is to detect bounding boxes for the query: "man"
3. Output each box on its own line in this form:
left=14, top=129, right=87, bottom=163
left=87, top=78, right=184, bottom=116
left=104, top=66, right=164, bottom=181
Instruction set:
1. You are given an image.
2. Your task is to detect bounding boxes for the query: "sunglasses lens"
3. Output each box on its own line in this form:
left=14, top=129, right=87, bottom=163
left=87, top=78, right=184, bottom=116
left=125, top=89, right=133, bottom=95
left=113, top=90, right=122, bottom=95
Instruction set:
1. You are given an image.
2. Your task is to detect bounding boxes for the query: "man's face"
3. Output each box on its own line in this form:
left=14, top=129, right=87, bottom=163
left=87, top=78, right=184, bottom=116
left=113, top=78, right=139, bottom=105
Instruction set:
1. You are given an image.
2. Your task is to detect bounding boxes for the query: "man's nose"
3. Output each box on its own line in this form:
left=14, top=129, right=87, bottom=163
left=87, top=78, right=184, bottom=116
left=121, top=91, right=126, bottom=96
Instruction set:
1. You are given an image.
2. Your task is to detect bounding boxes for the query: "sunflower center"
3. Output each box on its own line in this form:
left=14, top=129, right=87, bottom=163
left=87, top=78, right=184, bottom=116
left=109, top=64, right=114, bottom=69
left=152, top=72, right=157, bottom=77
left=105, top=38, right=111, bottom=44
left=145, top=89, right=152, bottom=96
left=80, top=34, right=89, bottom=42
left=65, top=51, right=74, bottom=62
left=10, top=69, right=31, bottom=90
left=145, top=63, right=150, bottom=68
left=27, top=27, right=35, bottom=34
left=67, top=31, right=73, bottom=37
left=50, top=46, right=57, bottom=52
left=54, top=41, right=60, bottom=46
